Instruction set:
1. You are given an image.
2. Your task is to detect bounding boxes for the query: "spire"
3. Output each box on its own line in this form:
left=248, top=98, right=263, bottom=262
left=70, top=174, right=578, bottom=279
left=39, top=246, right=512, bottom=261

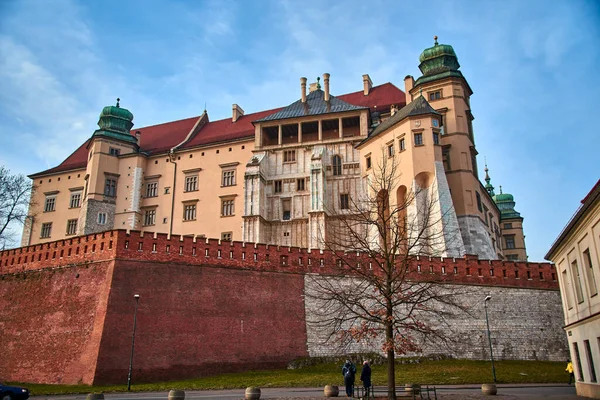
left=434, top=35, right=439, bottom=46
left=316, top=76, right=321, bottom=90
left=484, top=160, right=495, bottom=196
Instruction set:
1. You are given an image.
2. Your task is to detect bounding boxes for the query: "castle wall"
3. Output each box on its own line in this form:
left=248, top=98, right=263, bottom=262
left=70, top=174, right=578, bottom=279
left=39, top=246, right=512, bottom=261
left=93, top=260, right=308, bottom=384
left=0, top=260, right=115, bottom=384
left=0, top=230, right=565, bottom=385
left=304, top=279, right=567, bottom=361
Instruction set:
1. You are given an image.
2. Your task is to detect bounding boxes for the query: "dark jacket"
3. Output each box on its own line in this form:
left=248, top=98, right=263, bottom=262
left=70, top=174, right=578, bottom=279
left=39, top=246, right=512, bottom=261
left=360, top=363, right=372, bottom=388
left=342, top=362, right=357, bottom=383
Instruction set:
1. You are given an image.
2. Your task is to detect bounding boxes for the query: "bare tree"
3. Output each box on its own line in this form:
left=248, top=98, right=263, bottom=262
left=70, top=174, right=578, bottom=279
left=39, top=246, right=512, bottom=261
left=0, top=166, right=34, bottom=249
left=306, top=152, right=472, bottom=399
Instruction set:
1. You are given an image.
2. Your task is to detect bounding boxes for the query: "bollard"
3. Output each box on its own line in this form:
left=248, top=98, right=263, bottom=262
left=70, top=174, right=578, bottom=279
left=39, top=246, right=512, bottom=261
left=245, top=387, right=261, bottom=400
left=481, top=383, right=497, bottom=395
left=168, top=389, right=185, bottom=400
left=324, top=384, right=339, bottom=397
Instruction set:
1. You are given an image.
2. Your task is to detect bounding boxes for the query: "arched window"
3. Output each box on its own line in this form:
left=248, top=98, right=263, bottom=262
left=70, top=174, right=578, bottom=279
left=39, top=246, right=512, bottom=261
left=332, top=155, right=342, bottom=176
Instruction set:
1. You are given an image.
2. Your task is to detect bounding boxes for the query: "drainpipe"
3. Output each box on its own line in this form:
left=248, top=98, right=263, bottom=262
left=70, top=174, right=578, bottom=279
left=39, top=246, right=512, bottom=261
left=168, top=149, right=177, bottom=237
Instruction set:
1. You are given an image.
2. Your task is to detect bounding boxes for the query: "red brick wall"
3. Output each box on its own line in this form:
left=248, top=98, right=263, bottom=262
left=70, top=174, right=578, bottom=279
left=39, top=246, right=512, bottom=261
left=0, top=261, right=114, bottom=384
left=92, top=260, right=308, bottom=384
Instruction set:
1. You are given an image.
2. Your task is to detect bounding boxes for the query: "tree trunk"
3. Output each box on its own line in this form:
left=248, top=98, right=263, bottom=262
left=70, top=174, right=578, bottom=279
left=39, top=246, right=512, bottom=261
left=386, top=321, right=396, bottom=400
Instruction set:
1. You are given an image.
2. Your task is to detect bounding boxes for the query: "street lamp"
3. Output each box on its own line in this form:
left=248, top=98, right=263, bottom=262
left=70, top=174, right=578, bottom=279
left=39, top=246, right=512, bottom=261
left=127, top=294, right=140, bottom=391
left=484, top=295, right=497, bottom=383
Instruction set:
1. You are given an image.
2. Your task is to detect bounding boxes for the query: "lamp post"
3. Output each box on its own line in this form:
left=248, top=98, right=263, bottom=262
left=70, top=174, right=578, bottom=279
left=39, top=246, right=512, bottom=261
left=127, top=294, right=140, bottom=391
left=484, top=295, right=497, bottom=384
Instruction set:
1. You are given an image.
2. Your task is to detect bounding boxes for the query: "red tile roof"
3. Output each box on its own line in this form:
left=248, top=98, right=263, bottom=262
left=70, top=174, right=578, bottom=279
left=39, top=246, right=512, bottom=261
left=32, top=83, right=406, bottom=177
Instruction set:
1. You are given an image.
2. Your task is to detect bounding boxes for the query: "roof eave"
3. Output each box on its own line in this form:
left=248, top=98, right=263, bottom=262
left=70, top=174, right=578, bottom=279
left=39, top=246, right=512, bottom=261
left=545, top=182, right=600, bottom=260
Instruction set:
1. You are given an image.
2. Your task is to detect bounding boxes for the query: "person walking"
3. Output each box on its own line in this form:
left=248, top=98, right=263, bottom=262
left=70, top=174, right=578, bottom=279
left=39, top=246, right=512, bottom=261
left=360, top=360, right=372, bottom=398
left=342, top=359, right=357, bottom=397
left=566, top=360, right=575, bottom=385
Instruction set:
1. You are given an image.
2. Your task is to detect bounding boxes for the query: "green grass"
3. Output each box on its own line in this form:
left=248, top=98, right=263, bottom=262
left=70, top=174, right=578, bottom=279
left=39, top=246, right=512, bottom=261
left=12, top=359, right=567, bottom=396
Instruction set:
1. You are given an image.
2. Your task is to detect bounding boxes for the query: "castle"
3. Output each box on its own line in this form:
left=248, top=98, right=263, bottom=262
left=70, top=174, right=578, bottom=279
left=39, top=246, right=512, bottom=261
left=21, top=37, right=527, bottom=262
left=0, top=39, right=565, bottom=386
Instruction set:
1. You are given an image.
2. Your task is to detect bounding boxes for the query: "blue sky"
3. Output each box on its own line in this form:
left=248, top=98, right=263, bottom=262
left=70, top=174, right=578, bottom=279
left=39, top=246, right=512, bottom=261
left=0, top=0, right=598, bottom=260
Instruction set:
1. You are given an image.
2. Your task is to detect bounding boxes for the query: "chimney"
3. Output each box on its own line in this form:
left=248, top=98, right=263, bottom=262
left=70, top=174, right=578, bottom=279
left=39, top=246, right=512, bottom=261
left=135, top=130, right=141, bottom=145
left=323, top=73, right=330, bottom=102
left=232, top=104, right=245, bottom=123
left=390, top=104, right=398, bottom=116
left=404, top=75, right=415, bottom=103
left=300, top=77, right=307, bottom=103
left=362, top=74, right=373, bottom=95
left=309, top=82, right=318, bottom=92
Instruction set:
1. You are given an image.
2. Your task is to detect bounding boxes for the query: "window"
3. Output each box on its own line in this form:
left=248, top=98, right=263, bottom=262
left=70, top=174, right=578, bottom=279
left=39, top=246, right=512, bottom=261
left=563, top=269, right=573, bottom=309
left=387, top=143, right=394, bottom=157
left=332, top=155, right=342, bottom=176
left=399, top=138, right=405, bottom=151
left=282, top=198, right=291, bottom=220
left=39, top=222, right=52, bottom=238
left=504, top=235, right=515, bottom=249
left=144, top=209, right=156, bottom=226
left=366, top=156, right=372, bottom=169
left=414, top=132, right=423, bottom=146
left=274, top=180, right=282, bottom=194
left=340, top=194, right=349, bottom=210
left=66, top=219, right=77, bottom=235
left=44, top=196, right=56, bottom=212
left=109, top=147, right=120, bottom=156
left=572, top=259, right=584, bottom=304
left=297, top=178, right=305, bottom=191
left=483, top=205, right=489, bottom=226
left=183, top=204, right=196, bottom=221
left=429, top=91, right=441, bottom=101
left=221, top=199, right=234, bottom=216
left=97, top=212, right=107, bottom=225
left=104, top=178, right=117, bottom=197
left=222, top=170, right=235, bottom=187
left=442, top=146, right=451, bottom=171
left=504, top=223, right=513, bottom=229
left=70, top=192, right=81, bottom=208
left=433, top=132, right=440, bottom=145
left=585, top=340, right=597, bottom=382
left=185, top=175, right=198, bottom=192
left=506, top=254, right=519, bottom=261
left=573, top=342, right=584, bottom=382
left=476, top=191, right=482, bottom=212
left=146, top=182, right=158, bottom=197
left=583, top=249, right=598, bottom=296
left=221, top=232, right=232, bottom=241
left=284, top=150, right=296, bottom=163
left=432, top=118, right=439, bottom=127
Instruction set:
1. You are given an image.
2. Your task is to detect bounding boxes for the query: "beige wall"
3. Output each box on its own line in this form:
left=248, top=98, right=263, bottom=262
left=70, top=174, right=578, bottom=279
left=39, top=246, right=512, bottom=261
left=549, top=196, right=600, bottom=397
left=25, top=169, right=87, bottom=245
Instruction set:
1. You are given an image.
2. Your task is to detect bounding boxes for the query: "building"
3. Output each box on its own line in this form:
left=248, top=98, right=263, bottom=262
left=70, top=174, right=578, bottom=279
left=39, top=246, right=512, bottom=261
left=21, top=37, right=528, bottom=261
left=546, top=179, right=600, bottom=399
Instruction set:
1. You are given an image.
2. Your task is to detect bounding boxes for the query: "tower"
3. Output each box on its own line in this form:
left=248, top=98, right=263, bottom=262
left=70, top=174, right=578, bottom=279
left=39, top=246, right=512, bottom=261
left=406, top=37, right=498, bottom=259
left=78, top=99, right=139, bottom=235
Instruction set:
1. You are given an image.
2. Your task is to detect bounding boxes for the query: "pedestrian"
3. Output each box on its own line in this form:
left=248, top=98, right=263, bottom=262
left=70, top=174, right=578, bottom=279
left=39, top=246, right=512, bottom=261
left=360, top=360, right=372, bottom=398
left=566, top=359, right=574, bottom=385
left=342, top=359, right=357, bottom=397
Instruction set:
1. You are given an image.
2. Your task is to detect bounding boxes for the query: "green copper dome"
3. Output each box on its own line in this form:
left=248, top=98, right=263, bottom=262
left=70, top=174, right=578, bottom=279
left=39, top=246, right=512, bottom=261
left=418, top=36, right=460, bottom=77
left=414, top=36, right=465, bottom=88
left=492, top=186, right=521, bottom=220
left=93, top=98, right=137, bottom=144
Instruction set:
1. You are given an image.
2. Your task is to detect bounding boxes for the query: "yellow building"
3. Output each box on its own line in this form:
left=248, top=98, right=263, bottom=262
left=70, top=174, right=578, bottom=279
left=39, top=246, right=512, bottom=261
left=546, top=179, right=600, bottom=398
left=22, top=38, right=527, bottom=260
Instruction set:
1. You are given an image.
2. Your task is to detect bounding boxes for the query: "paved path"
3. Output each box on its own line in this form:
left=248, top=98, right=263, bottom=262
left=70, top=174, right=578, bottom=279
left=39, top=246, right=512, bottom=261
left=31, top=384, right=584, bottom=400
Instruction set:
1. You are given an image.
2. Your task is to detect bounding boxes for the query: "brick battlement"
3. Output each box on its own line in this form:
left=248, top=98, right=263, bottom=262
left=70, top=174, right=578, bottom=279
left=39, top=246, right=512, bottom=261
left=0, top=229, right=558, bottom=289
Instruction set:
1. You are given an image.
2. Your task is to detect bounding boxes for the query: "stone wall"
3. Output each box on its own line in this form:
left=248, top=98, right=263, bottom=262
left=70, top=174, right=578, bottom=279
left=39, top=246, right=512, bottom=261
left=304, top=277, right=568, bottom=361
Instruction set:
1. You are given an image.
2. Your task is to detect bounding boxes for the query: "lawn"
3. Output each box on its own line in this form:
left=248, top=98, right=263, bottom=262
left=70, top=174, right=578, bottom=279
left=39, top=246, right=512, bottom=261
left=15, top=359, right=567, bottom=396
